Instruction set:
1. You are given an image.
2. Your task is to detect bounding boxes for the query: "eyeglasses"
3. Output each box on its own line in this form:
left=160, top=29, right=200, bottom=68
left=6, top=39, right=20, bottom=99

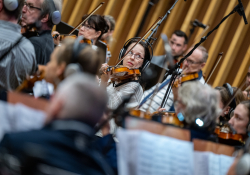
left=24, top=2, right=42, bottom=11
left=127, top=51, right=144, bottom=60
left=185, top=58, right=202, bottom=65
left=82, top=24, right=96, bottom=31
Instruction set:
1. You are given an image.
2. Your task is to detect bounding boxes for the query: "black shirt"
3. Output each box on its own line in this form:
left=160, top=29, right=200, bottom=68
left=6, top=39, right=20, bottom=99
left=28, top=30, right=54, bottom=65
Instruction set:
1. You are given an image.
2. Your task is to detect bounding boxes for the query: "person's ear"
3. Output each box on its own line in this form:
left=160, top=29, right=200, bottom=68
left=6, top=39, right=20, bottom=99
left=109, top=30, right=114, bottom=37
left=56, top=62, right=66, bottom=77
left=200, top=62, right=206, bottom=69
left=95, top=31, right=101, bottom=38
left=45, top=96, right=63, bottom=123
left=41, top=14, right=49, bottom=23
left=182, top=44, right=187, bottom=52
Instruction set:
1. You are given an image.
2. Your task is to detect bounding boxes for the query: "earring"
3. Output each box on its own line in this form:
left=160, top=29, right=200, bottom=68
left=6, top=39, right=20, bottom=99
left=224, top=112, right=227, bottom=115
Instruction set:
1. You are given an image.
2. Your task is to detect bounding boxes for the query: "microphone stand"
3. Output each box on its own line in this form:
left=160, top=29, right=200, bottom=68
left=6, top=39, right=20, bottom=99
left=160, top=2, right=247, bottom=108
left=146, top=0, right=179, bottom=45
left=142, top=0, right=179, bottom=71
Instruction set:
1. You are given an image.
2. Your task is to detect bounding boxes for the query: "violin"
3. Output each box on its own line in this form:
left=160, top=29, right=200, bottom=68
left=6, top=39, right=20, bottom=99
left=151, top=111, right=184, bottom=127
left=105, top=66, right=141, bottom=83
left=129, top=109, right=184, bottom=127
left=172, top=72, right=199, bottom=88
left=16, top=70, right=45, bottom=92
left=129, top=109, right=151, bottom=120
left=100, top=17, right=162, bottom=83
left=214, top=124, right=245, bottom=143
left=21, top=26, right=38, bottom=38
left=52, top=34, right=92, bottom=45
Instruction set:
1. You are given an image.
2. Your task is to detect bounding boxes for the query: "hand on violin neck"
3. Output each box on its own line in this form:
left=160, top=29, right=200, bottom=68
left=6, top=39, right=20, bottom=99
left=100, top=63, right=110, bottom=85
left=157, top=107, right=166, bottom=112
left=52, top=31, right=60, bottom=46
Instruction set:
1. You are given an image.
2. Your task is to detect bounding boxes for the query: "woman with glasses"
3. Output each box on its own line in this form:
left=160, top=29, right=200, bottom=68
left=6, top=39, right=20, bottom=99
left=78, top=14, right=109, bottom=45
left=100, top=38, right=151, bottom=110
left=53, top=14, right=108, bottom=47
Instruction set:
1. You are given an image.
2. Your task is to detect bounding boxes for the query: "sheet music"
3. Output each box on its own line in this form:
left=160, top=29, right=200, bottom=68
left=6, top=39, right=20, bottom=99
left=194, top=151, right=235, bottom=175
left=117, top=129, right=194, bottom=175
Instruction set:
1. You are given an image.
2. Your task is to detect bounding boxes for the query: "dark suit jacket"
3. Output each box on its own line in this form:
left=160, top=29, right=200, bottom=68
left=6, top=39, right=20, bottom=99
left=0, top=120, right=114, bottom=175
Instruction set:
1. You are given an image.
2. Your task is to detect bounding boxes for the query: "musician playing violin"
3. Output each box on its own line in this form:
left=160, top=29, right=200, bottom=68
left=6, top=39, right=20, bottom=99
left=174, top=81, right=221, bottom=141
left=21, top=0, right=62, bottom=65
left=0, top=0, right=36, bottom=94
left=229, top=101, right=250, bottom=137
left=32, top=38, right=104, bottom=97
left=140, top=46, right=208, bottom=113
left=169, top=30, right=187, bottom=63
left=243, top=66, right=250, bottom=100
left=78, top=15, right=109, bottom=45
left=100, top=38, right=151, bottom=110
left=101, top=15, right=116, bottom=62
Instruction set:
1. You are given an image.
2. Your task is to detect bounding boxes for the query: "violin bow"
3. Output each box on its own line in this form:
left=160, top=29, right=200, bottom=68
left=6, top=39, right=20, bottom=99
left=205, top=52, right=223, bottom=84
left=68, top=2, right=105, bottom=35
left=222, top=81, right=246, bottom=113
left=115, top=16, right=163, bottom=67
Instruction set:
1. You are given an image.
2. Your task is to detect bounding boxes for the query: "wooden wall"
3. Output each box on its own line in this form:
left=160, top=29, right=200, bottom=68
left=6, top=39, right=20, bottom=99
left=60, top=0, right=250, bottom=88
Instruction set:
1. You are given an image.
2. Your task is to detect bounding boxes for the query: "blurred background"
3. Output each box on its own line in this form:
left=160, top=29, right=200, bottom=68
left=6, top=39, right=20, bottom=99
left=59, top=0, right=250, bottom=88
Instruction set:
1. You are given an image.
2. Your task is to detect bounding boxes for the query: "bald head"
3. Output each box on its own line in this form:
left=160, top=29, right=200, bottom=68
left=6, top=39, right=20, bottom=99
left=46, top=73, right=107, bottom=126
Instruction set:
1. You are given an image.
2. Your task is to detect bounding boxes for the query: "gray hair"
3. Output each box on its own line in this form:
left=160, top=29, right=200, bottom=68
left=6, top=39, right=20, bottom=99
left=198, top=46, right=208, bottom=62
left=41, top=0, right=62, bottom=28
left=178, top=81, right=221, bottom=128
left=189, top=46, right=208, bottom=63
left=104, top=15, right=116, bottom=31
left=54, top=73, right=107, bottom=126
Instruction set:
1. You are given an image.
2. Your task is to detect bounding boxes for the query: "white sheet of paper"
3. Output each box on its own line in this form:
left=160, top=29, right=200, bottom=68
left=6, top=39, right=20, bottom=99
left=194, top=151, right=235, bottom=175
left=117, top=129, right=194, bottom=175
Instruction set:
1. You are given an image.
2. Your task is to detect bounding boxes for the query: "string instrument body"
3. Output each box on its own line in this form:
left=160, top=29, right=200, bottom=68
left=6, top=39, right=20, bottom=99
left=173, top=72, right=199, bottom=88
left=129, top=110, right=183, bottom=127
left=52, top=34, right=92, bottom=45
left=16, top=71, right=45, bottom=92
left=21, top=26, right=38, bottom=38
left=214, top=125, right=245, bottom=143
left=106, top=66, right=141, bottom=82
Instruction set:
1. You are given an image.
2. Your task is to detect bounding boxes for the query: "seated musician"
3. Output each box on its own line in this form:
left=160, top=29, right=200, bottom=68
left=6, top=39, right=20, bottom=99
left=44, top=38, right=104, bottom=87
left=174, top=81, right=221, bottom=141
left=101, top=15, right=116, bottom=61
left=0, top=37, right=104, bottom=139
left=21, top=0, right=62, bottom=65
left=169, top=30, right=187, bottom=63
left=0, top=73, right=114, bottom=175
left=53, top=14, right=109, bottom=47
left=243, top=66, right=250, bottom=100
left=100, top=38, right=151, bottom=110
left=215, top=84, right=246, bottom=126
left=0, top=0, right=36, bottom=99
left=227, top=101, right=250, bottom=145
left=140, top=46, right=208, bottom=113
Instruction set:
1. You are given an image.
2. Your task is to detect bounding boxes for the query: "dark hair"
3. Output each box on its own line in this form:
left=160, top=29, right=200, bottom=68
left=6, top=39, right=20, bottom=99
left=215, top=86, right=231, bottom=108
left=82, top=15, right=109, bottom=40
left=3, top=0, right=24, bottom=19
left=173, top=30, right=188, bottom=44
left=120, top=38, right=151, bottom=72
left=41, top=0, right=61, bottom=28
left=232, top=87, right=247, bottom=105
